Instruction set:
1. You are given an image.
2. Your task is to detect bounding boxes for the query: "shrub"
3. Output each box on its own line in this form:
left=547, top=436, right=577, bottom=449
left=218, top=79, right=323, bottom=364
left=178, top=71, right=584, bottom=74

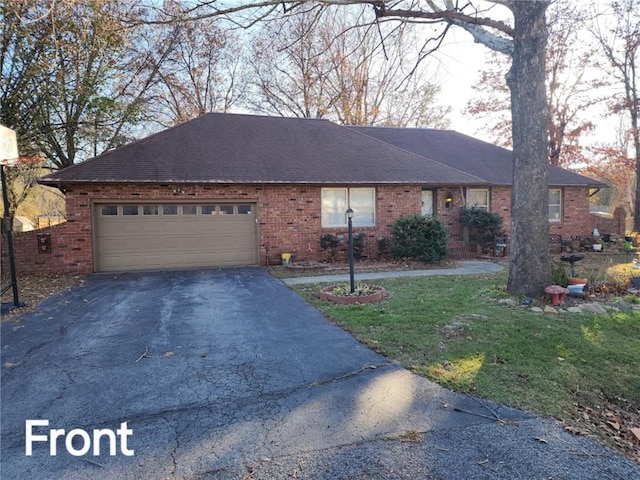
left=390, top=213, right=448, bottom=262
left=319, top=233, right=341, bottom=262
left=353, top=233, right=366, bottom=260
left=458, top=207, right=505, bottom=253
left=552, top=262, right=569, bottom=287
left=377, top=236, right=391, bottom=259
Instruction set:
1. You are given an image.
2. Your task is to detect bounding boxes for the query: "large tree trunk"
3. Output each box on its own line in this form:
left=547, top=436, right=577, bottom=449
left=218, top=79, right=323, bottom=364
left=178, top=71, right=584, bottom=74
left=632, top=114, right=640, bottom=232
left=506, top=1, right=552, bottom=296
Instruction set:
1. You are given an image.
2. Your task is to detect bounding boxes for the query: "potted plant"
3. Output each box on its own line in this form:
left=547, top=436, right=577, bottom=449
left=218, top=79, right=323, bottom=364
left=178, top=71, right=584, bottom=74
left=559, top=255, right=587, bottom=285
left=592, top=238, right=603, bottom=252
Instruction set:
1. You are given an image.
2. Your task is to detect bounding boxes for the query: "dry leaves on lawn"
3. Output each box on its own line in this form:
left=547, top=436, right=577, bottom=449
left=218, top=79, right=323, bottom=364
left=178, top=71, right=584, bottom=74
left=565, top=393, right=640, bottom=464
left=1, top=274, right=85, bottom=318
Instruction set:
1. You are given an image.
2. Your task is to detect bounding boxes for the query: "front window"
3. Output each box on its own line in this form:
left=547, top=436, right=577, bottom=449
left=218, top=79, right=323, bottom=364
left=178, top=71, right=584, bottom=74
left=549, top=189, right=562, bottom=222
left=468, top=189, right=489, bottom=211
left=321, top=187, right=375, bottom=227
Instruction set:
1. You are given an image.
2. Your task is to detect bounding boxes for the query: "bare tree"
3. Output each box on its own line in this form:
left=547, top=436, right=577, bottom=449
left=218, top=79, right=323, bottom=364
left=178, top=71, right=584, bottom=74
left=249, top=6, right=450, bottom=127
left=250, top=6, right=333, bottom=119
left=592, top=0, right=640, bottom=230
left=467, top=1, right=601, bottom=167
left=152, top=6, right=248, bottom=126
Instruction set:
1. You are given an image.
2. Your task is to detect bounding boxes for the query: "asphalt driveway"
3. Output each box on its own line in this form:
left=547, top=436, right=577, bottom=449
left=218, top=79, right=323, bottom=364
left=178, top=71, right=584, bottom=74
left=1, top=268, right=638, bottom=479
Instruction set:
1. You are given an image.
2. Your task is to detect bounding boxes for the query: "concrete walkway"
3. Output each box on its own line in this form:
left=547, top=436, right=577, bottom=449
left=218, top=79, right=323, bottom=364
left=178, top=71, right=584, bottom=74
left=282, top=260, right=504, bottom=285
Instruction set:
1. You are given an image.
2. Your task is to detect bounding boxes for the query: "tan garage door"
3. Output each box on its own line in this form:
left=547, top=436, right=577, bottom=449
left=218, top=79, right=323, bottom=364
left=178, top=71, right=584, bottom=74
left=94, top=203, right=258, bottom=272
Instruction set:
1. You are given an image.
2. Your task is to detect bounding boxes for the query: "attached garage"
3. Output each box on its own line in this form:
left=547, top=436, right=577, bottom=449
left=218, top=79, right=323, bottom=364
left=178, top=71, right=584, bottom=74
left=94, top=202, right=259, bottom=272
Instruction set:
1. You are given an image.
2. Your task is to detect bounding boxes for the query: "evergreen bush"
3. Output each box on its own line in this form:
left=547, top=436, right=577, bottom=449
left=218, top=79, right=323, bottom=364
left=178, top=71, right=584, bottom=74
left=353, top=233, right=366, bottom=260
left=458, top=207, right=505, bottom=253
left=390, top=213, right=448, bottom=262
left=319, top=233, right=340, bottom=262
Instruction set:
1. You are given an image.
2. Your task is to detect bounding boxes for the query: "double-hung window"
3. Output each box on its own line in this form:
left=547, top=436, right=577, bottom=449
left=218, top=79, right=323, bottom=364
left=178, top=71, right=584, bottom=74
left=549, top=188, right=562, bottom=222
left=468, top=188, right=489, bottom=211
left=321, top=187, right=375, bottom=227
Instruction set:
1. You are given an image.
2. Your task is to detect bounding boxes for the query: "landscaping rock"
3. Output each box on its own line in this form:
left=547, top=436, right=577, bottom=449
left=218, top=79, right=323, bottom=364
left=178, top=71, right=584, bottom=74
left=579, top=303, right=608, bottom=315
left=567, top=307, right=583, bottom=313
left=544, top=306, right=558, bottom=314
left=498, top=298, right=518, bottom=307
left=530, top=307, right=543, bottom=313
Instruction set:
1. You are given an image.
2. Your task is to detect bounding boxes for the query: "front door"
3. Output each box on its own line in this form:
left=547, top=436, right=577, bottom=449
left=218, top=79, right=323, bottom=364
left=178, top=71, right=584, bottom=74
left=421, top=190, right=434, bottom=216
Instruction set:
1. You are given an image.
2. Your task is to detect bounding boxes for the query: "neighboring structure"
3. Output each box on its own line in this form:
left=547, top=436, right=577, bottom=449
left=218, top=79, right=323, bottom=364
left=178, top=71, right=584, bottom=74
left=3, top=113, right=606, bottom=274
left=37, top=215, right=66, bottom=229
left=13, top=216, right=35, bottom=233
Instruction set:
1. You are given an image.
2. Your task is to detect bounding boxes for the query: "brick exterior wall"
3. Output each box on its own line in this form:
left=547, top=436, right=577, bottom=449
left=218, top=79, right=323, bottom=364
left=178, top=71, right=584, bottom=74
left=1, top=183, right=595, bottom=275
left=2, top=183, right=421, bottom=274
left=548, top=187, right=592, bottom=239
left=433, top=185, right=592, bottom=248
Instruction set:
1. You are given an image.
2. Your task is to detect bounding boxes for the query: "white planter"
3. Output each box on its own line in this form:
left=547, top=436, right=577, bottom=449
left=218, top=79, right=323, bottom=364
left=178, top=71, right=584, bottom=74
left=593, top=244, right=603, bottom=252
left=567, top=284, right=586, bottom=297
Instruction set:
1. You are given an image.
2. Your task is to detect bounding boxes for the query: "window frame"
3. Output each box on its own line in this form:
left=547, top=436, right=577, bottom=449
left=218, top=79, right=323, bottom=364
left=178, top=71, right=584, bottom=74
left=467, top=188, right=490, bottom=211
left=548, top=188, right=562, bottom=223
left=321, top=187, right=376, bottom=228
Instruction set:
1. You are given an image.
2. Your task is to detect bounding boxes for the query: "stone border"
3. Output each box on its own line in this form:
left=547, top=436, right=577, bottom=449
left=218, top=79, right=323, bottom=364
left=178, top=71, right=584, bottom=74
left=318, top=285, right=386, bottom=304
left=284, top=262, right=328, bottom=272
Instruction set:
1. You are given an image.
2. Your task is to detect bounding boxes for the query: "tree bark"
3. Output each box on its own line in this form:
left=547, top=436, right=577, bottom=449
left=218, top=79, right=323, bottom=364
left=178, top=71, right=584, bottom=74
left=506, top=1, right=552, bottom=296
left=632, top=99, right=640, bottom=232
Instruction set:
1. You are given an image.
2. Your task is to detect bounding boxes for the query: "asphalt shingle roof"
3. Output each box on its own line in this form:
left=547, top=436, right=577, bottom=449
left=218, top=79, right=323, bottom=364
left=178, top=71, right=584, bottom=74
left=39, top=113, right=485, bottom=187
left=350, top=126, right=605, bottom=187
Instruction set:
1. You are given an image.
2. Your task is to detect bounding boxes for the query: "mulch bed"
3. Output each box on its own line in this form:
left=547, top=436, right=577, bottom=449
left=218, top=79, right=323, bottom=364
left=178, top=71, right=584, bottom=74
left=1, top=273, right=86, bottom=318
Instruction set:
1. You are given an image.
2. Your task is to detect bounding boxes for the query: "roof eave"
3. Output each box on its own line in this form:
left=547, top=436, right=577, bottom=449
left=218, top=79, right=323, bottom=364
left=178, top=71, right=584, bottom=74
left=39, top=178, right=491, bottom=186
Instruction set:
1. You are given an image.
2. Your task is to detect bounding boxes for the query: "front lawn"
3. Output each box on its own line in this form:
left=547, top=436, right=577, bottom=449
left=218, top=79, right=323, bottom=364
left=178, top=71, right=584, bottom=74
left=291, top=268, right=640, bottom=462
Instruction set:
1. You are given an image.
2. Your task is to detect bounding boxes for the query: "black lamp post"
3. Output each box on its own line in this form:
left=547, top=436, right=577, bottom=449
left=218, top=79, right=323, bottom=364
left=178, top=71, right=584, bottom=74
left=346, top=208, right=355, bottom=294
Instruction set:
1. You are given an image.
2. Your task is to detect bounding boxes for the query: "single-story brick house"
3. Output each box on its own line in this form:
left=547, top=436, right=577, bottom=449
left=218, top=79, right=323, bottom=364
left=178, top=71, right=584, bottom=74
left=6, top=113, right=606, bottom=274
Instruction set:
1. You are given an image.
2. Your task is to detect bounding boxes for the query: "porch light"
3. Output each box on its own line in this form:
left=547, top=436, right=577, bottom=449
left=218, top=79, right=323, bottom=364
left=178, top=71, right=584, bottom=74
left=445, top=193, right=453, bottom=209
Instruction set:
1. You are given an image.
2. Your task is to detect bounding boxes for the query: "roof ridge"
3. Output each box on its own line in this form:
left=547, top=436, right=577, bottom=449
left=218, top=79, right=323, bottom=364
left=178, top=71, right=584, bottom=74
left=346, top=125, right=487, bottom=185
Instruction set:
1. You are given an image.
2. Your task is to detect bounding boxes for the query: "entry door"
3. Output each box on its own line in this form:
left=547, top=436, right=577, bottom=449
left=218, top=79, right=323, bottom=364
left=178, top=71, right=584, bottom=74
left=421, top=190, right=434, bottom=216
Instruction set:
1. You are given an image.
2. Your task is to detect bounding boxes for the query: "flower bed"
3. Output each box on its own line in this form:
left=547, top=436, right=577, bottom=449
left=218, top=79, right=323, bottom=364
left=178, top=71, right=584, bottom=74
left=284, top=261, right=328, bottom=272
left=318, top=284, right=386, bottom=304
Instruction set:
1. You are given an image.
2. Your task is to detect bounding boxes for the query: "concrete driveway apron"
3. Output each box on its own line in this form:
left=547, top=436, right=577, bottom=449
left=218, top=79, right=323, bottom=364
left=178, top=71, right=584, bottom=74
left=1, top=268, right=638, bottom=479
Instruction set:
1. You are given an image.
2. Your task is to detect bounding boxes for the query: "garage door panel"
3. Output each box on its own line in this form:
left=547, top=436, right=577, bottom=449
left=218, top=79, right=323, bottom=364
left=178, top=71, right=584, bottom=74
left=114, top=255, right=143, bottom=269
left=141, top=223, right=175, bottom=235
left=95, top=203, right=258, bottom=272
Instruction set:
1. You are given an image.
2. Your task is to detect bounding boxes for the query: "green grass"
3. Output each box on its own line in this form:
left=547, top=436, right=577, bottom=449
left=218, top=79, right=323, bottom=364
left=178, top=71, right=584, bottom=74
left=292, top=271, right=640, bottom=418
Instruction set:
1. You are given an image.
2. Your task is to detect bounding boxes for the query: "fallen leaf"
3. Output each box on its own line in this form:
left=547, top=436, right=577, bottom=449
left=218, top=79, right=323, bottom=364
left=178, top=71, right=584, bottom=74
left=535, top=437, right=548, bottom=444
left=631, top=428, right=640, bottom=443
left=607, top=421, right=620, bottom=431
left=164, top=351, right=174, bottom=357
